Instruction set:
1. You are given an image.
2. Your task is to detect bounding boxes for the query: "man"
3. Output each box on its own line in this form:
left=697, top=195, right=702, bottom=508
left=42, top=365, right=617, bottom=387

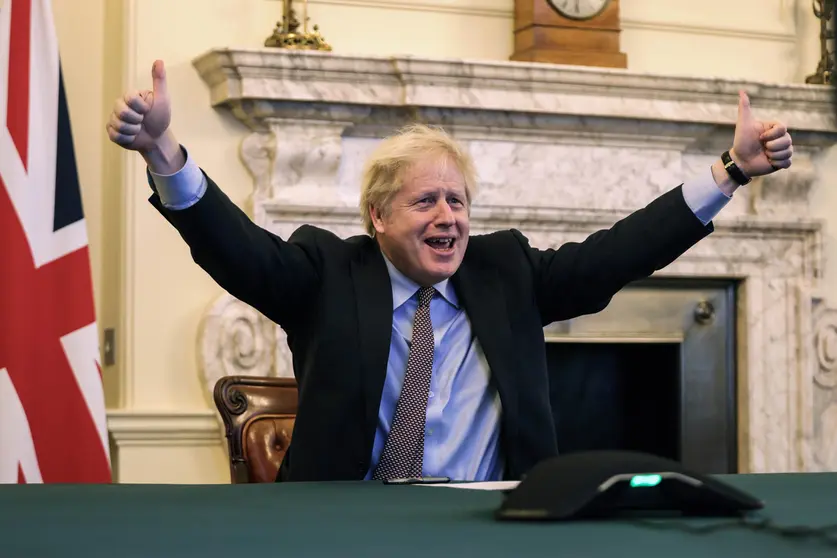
left=107, top=60, right=793, bottom=482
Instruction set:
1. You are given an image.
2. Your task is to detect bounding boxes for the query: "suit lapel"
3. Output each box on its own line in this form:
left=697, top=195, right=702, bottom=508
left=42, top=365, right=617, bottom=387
left=351, top=240, right=394, bottom=448
left=451, top=259, right=519, bottom=444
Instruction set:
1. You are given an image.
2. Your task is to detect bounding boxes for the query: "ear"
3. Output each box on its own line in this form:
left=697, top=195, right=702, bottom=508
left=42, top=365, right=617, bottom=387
left=369, top=205, right=387, bottom=235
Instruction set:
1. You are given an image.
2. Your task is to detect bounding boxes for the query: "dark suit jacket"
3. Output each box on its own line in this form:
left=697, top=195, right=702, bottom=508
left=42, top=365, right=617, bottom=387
left=150, top=173, right=712, bottom=482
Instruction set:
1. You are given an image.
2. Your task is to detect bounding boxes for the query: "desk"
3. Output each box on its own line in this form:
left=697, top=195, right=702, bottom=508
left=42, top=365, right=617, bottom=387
left=2, top=473, right=836, bottom=557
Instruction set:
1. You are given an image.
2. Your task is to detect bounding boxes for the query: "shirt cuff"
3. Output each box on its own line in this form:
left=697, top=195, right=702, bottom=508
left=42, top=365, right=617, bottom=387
left=147, top=146, right=207, bottom=210
left=681, top=165, right=732, bottom=226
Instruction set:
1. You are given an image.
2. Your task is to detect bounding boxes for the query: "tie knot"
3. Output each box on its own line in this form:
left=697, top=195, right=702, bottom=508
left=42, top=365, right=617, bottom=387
left=417, top=287, right=434, bottom=308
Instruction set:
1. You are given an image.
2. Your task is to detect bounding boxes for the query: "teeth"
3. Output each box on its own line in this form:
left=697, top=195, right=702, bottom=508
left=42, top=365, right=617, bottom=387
left=427, top=238, right=453, bottom=248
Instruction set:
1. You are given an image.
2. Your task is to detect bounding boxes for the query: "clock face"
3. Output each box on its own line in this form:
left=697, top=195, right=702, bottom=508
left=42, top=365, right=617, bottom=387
left=547, top=0, right=611, bottom=20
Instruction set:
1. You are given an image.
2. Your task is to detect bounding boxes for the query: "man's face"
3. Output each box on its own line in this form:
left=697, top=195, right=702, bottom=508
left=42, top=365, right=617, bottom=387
left=371, top=155, right=470, bottom=286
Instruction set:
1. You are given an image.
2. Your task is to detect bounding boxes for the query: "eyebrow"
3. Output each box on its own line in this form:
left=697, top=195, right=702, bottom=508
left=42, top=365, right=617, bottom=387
left=412, top=187, right=465, bottom=198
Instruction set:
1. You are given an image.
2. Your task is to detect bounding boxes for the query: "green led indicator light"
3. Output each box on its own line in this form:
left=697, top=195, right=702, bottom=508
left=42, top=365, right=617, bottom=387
left=630, top=474, right=662, bottom=487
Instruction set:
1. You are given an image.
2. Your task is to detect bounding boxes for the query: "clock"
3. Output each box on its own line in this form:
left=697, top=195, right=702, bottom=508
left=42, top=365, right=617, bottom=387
left=548, top=0, right=611, bottom=21
left=510, top=0, right=627, bottom=68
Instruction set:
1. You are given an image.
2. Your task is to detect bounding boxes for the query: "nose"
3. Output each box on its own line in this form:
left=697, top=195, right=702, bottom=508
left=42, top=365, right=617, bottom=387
left=434, top=199, right=455, bottom=226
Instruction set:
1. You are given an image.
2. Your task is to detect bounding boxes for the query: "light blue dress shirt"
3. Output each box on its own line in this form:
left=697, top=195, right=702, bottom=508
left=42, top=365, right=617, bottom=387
left=364, top=256, right=504, bottom=480
left=149, top=149, right=732, bottom=481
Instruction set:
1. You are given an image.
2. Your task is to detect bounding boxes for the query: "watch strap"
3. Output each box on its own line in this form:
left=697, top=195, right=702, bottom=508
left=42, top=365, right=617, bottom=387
left=721, top=150, right=751, bottom=185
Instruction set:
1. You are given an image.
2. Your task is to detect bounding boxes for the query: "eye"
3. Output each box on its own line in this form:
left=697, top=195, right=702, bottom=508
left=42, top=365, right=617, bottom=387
left=448, top=196, right=463, bottom=206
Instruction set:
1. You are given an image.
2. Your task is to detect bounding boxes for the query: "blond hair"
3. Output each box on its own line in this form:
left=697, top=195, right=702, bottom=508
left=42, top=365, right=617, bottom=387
left=359, top=123, right=477, bottom=236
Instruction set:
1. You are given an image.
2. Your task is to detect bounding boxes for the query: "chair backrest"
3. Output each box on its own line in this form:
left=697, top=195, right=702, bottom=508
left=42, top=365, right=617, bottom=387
left=213, top=375, right=299, bottom=483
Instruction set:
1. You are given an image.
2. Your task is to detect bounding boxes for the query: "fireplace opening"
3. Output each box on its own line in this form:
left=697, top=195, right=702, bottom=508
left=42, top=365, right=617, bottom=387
left=542, top=278, right=738, bottom=475
left=547, top=341, right=681, bottom=463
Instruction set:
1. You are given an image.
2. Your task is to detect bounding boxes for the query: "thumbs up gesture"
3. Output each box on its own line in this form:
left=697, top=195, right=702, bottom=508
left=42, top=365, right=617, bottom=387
left=729, top=90, right=793, bottom=178
left=107, top=60, right=172, bottom=152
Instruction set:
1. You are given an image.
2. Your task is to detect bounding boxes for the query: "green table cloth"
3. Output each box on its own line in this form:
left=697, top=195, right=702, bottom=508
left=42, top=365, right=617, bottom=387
left=2, top=473, right=836, bottom=557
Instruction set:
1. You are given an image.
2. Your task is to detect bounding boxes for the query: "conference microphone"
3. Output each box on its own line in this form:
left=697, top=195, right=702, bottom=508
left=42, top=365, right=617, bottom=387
left=495, top=450, right=763, bottom=521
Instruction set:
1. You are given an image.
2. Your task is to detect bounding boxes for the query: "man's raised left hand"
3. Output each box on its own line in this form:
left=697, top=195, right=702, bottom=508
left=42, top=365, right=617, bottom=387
left=730, top=90, right=793, bottom=178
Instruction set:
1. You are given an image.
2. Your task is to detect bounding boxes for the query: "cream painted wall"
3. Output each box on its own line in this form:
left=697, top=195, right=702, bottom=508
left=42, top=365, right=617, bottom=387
left=42, top=0, right=830, bottom=483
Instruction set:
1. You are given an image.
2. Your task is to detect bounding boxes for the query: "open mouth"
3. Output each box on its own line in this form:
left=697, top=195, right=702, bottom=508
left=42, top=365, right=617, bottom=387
left=425, top=236, right=456, bottom=253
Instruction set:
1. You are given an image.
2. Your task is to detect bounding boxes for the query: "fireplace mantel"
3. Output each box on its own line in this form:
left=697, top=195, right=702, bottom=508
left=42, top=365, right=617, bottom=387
left=192, top=48, right=833, bottom=133
left=192, top=48, right=837, bottom=474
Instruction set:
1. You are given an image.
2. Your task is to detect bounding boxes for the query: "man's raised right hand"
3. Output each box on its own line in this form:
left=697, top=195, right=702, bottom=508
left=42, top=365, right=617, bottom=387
left=107, top=60, right=184, bottom=174
left=107, top=59, right=171, bottom=152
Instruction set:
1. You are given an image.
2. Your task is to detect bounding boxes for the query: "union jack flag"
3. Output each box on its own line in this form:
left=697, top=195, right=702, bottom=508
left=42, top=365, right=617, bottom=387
left=0, top=0, right=110, bottom=483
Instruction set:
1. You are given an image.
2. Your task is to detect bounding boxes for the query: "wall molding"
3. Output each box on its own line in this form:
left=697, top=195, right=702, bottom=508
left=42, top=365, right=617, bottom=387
left=621, top=19, right=796, bottom=43
left=291, top=0, right=797, bottom=42
left=306, top=0, right=509, bottom=18
left=108, top=409, right=222, bottom=447
left=119, top=0, right=140, bottom=410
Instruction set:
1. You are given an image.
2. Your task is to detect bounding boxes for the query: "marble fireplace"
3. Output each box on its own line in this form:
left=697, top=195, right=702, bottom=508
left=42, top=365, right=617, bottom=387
left=191, top=48, right=837, bottom=473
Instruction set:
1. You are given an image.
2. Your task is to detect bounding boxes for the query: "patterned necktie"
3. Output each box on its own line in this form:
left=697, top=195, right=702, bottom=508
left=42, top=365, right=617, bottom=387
left=373, top=286, right=436, bottom=480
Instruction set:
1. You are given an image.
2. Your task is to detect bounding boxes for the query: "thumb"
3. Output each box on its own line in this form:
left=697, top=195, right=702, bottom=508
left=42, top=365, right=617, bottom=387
left=151, top=60, right=168, bottom=100
left=737, top=90, right=753, bottom=125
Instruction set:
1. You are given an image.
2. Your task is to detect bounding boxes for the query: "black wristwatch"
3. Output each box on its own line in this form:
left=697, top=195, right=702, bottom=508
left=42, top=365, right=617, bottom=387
left=721, top=150, right=751, bottom=186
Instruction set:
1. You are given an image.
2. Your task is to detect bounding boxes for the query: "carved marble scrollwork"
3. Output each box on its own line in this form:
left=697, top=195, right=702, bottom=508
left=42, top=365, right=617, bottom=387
left=240, top=131, right=275, bottom=206
left=811, top=300, right=837, bottom=470
left=198, top=293, right=276, bottom=407
left=239, top=117, right=358, bottom=225
left=813, top=303, right=837, bottom=390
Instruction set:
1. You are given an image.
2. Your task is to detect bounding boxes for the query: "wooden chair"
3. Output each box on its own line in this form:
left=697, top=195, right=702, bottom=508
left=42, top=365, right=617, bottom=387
left=213, top=375, right=299, bottom=483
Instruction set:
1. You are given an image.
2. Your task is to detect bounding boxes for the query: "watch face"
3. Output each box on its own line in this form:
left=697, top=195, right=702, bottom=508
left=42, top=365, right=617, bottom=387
left=547, top=0, right=611, bottom=20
